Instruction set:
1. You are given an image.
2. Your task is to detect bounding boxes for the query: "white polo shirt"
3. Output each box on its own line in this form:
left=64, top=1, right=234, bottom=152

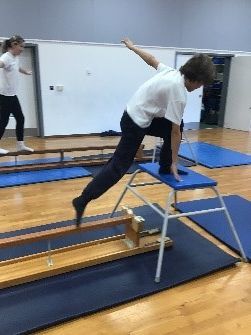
left=0, top=52, right=19, bottom=96
left=126, top=63, right=187, bottom=127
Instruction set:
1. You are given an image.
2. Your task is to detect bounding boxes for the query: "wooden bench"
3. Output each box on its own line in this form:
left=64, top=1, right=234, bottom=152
left=0, top=145, right=145, bottom=173
left=0, top=207, right=172, bottom=289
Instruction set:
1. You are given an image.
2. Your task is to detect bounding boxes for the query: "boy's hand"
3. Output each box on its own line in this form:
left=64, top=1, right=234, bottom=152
left=121, top=37, right=134, bottom=50
left=171, top=163, right=182, bottom=181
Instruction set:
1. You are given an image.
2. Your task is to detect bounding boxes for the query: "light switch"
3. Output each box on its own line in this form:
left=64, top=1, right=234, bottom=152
left=56, top=85, right=64, bottom=92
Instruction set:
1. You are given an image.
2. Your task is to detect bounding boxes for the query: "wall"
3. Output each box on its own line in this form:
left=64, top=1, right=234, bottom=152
left=36, top=41, right=251, bottom=136
left=1, top=0, right=251, bottom=135
left=224, top=56, right=251, bottom=131
left=180, top=0, right=251, bottom=52
left=37, top=41, right=175, bottom=135
left=0, top=0, right=251, bottom=52
left=2, top=38, right=250, bottom=136
left=0, top=0, right=182, bottom=47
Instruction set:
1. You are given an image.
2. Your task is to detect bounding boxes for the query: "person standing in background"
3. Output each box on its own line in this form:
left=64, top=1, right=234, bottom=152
left=0, top=35, right=34, bottom=154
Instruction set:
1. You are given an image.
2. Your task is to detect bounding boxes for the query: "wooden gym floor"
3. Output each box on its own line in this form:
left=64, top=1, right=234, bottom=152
left=0, top=127, right=251, bottom=335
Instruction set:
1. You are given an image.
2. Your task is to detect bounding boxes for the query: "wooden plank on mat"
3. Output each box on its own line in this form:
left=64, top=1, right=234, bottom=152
left=0, top=215, right=133, bottom=248
left=4, top=145, right=118, bottom=156
left=0, top=233, right=172, bottom=289
left=0, top=144, right=145, bottom=173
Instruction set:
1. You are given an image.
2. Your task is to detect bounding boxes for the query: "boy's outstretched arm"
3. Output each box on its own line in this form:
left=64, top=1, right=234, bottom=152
left=121, top=37, right=159, bottom=70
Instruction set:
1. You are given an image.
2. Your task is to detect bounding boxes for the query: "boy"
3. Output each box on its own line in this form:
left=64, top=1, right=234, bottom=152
left=73, top=38, right=215, bottom=225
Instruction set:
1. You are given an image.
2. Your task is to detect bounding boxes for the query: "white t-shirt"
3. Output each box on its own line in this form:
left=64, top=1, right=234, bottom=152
left=0, top=52, right=20, bottom=96
left=126, top=63, right=187, bottom=127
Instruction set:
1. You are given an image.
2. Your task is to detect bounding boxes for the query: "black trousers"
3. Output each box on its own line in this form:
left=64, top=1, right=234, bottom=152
left=0, top=94, right=25, bottom=141
left=82, top=111, right=183, bottom=201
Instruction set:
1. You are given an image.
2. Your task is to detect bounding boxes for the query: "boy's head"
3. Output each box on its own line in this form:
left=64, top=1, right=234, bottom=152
left=180, top=54, right=215, bottom=91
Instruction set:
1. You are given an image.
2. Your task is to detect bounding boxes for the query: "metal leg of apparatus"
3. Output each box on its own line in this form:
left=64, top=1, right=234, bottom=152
left=213, top=187, right=247, bottom=262
left=47, top=240, right=53, bottom=266
left=152, top=138, right=158, bottom=163
left=173, top=190, right=178, bottom=209
left=183, top=131, right=197, bottom=165
left=110, top=170, right=140, bottom=217
left=155, top=189, right=175, bottom=282
left=60, top=150, right=64, bottom=163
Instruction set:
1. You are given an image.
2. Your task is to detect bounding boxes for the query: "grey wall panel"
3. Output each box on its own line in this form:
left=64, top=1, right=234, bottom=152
left=0, top=0, right=95, bottom=41
left=91, top=0, right=182, bottom=46
left=0, top=0, right=182, bottom=46
left=0, top=0, right=251, bottom=51
left=180, top=0, right=251, bottom=52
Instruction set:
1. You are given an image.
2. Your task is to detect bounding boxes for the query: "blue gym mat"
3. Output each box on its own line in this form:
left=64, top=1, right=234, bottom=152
left=179, top=141, right=251, bottom=168
left=0, top=167, right=91, bottom=188
left=0, top=156, right=72, bottom=168
left=0, top=205, right=238, bottom=334
left=175, top=195, right=251, bottom=261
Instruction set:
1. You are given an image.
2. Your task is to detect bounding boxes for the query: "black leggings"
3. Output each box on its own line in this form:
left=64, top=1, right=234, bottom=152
left=0, top=94, right=25, bottom=141
left=82, top=111, right=183, bottom=201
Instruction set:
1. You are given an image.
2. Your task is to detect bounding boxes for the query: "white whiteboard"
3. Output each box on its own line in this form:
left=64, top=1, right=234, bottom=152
left=38, top=42, right=176, bottom=136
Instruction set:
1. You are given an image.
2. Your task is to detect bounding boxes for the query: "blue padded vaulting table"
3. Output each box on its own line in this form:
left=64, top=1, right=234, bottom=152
left=110, top=162, right=247, bottom=282
left=138, top=163, right=217, bottom=190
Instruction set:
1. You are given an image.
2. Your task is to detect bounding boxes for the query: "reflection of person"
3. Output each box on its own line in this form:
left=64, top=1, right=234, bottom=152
left=72, top=37, right=215, bottom=226
left=0, top=35, right=33, bottom=154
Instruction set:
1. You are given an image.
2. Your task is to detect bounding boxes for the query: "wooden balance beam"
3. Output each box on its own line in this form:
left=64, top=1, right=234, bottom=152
left=0, top=144, right=145, bottom=173
left=4, top=145, right=119, bottom=158
left=0, top=215, right=133, bottom=248
left=0, top=207, right=172, bottom=289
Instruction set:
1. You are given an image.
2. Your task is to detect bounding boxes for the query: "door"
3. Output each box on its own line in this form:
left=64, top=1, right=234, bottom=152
left=224, top=56, right=251, bottom=131
left=175, top=53, right=203, bottom=124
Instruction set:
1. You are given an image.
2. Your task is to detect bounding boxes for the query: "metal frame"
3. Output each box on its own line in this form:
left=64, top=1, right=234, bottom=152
left=152, top=130, right=198, bottom=165
left=182, top=131, right=198, bottom=164
left=110, top=169, right=247, bottom=283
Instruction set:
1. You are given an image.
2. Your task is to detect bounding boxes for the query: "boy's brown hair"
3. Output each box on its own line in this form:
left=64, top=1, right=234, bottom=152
left=180, top=54, right=215, bottom=85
